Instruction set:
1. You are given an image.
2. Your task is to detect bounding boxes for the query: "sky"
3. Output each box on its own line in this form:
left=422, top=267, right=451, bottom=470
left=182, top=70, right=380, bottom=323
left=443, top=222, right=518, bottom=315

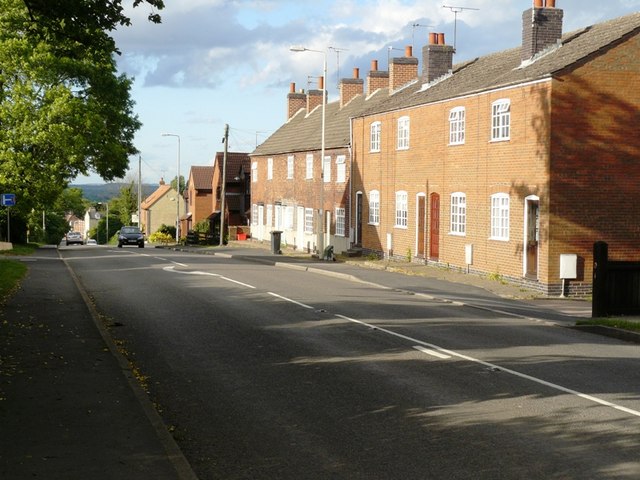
left=75, top=0, right=640, bottom=185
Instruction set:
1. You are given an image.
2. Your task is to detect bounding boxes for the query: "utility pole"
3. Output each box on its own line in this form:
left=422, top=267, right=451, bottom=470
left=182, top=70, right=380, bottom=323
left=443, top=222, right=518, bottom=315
left=220, top=123, right=229, bottom=246
left=137, top=155, right=142, bottom=230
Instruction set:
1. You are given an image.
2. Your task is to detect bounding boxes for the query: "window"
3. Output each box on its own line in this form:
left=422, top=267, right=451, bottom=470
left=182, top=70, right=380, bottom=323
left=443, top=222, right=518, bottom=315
left=266, top=204, right=273, bottom=229
left=449, top=107, right=465, bottom=145
left=287, top=155, right=294, bottom=179
left=490, top=193, right=510, bottom=240
left=274, top=203, right=282, bottom=230
left=306, top=154, right=313, bottom=179
left=323, top=155, right=331, bottom=183
left=450, top=192, right=466, bottom=235
left=251, top=162, right=257, bottom=183
left=395, top=191, right=408, bottom=228
left=369, top=190, right=380, bottom=225
left=251, top=204, right=259, bottom=225
left=336, top=207, right=346, bottom=236
left=370, top=121, right=381, bottom=152
left=267, top=157, right=273, bottom=180
left=397, top=116, right=410, bottom=150
left=336, top=155, right=346, bottom=183
left=284, top=205, right=294, bottom=230
left=305, top=208, right=314, bottom=233
left=491, top=99, right=510, bottom=141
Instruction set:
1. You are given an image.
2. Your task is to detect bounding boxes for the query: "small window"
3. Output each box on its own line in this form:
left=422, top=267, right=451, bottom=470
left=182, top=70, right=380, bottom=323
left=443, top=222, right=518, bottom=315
left=267, top=158, right=273, bottom=180
left=306, top=154, right=313, bottom=179
left=304, top=208, right=314, bottom=233
left=449, top=107, right=465, bottom=145
left=491, top=99, right=510, bottom=141
left=336, top=155, right=346, bottom=183
left=323, top=155, right=331, bottom=183
left=450, top=192, right=466, bottom=235
left=284, top=205, right=294, bottom=230
left=370, top=121, right=381, bottom=152
left=266, top=204, right=273, bottom=229
left=251, top=162, right=258, bottom=183
left=287, top=155, right=294, bottom=179
left=336, top=207, right=346, bottom=236
left=395, top=191, right=408, bottom=228
left=490, top=193, right=510, bottom=240
left=397, top=116, right=410, bottom=150
left=369, top=190, right=380, bottom=225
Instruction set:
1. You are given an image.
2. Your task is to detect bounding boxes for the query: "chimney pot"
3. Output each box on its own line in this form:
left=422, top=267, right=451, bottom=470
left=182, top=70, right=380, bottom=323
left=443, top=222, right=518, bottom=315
left=534, top=0, right=543, bottom=7
left=353, top=67, right=360, bottom=79
left=429, top=32, right=437, bottom=45
left=546, top=0, right=556, bottom=7
left=437, top=33, right=446, bottom=45
left=289, top=82, right=296, bottom=93
left=371, top=59, right=378, bottom=71
left=318, top=76, right=324, bottom=90
left=405, top=45, right=413, bottom=57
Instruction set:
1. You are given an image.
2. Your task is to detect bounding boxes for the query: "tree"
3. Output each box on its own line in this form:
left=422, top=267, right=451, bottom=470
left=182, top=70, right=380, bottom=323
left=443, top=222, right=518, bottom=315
left=170, top=175, right=186, bottom=195
left=0, top=0, right=163, bottom=231
left=53, top=187, right=89, bottom=218
left=110, top=182, right=137, bottom=225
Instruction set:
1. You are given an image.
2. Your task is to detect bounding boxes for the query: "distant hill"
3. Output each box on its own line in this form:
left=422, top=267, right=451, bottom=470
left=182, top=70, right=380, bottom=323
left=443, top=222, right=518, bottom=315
left=71, top=183, right=158, bottom=202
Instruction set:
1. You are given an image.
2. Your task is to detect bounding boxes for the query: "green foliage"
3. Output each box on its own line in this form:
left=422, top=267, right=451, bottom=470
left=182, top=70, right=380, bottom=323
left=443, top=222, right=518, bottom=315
left=0, top=258, right=28, bottom=302
left=27, top=210, right=67, bottom=244
left=157, top=224, right=176, bottom=238
left=192, top=219, right=210, bottom=234
left=148, top=231, right=173, bottom=245
left=0, top=0, right=163, bottom=231
left=577, top=318, right=640, bottom=333
left=170, top=176, right=186, bottom=195
left=406, top=248, right=412, bottom=262
left=54, top=188, right=89, bottom=219
left=109, top=182, right=138, bottom=225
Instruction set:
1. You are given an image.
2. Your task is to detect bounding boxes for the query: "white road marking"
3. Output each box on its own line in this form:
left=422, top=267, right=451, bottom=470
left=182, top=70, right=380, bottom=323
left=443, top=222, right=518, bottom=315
left=413, top=345, right=452, bottom=359
left=162, top=266, right=255, bottom=289
left=267, top=292, right=314, bottom=309
left=334, top=314, right=640, bottom=418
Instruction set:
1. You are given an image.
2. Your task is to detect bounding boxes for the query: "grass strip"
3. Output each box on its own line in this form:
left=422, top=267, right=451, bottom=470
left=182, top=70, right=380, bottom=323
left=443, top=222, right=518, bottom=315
left=576, top=318, right=640, bottom=333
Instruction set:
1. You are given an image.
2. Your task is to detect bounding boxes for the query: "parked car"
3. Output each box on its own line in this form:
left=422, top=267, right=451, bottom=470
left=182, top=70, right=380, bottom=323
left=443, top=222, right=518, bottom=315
left=86, top=238, right=97, bottom=245
left=117, top=226, right=145, bottom=248
left=65, top=231, right=83, bottom=246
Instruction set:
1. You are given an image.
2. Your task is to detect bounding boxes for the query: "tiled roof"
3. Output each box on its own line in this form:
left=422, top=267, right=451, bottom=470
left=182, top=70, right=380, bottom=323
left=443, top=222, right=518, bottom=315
left=141, top=184, right=173, bottom=209
left=190, top=166, right=214, bottom=191
left=251, top=88, right=390, bottom=156
left=213, top=152, right=251, bottom=183
left=360, top=11, right=640, bottom=116
left=252, top=11, right=640, bottom=155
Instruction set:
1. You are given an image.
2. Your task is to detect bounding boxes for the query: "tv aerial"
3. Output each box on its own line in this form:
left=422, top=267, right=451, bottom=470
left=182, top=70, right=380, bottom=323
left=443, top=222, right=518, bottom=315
left=442, top=4, right=480, bottom=52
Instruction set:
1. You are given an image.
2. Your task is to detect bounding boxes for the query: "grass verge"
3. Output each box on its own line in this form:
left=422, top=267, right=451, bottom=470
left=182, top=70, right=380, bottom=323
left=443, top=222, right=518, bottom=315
left=0, top=259, right=28, bottom=302
left=576, top=318, right=640, bottom=333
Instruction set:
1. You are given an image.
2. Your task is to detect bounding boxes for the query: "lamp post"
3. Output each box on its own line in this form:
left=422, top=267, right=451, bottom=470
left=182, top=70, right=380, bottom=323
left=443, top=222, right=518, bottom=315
left=290, top=45, right=326, bottom=255
left=161, top=133, right=181, bottom=242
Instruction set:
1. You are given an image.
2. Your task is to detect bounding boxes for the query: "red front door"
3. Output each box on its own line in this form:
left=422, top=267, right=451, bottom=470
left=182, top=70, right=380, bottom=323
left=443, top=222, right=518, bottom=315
left=429, top=193, right=440, bottom=260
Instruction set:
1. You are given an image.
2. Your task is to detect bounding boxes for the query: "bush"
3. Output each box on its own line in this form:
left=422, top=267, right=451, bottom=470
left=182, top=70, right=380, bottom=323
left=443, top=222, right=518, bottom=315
left=148, top=232, right=173, bottom=245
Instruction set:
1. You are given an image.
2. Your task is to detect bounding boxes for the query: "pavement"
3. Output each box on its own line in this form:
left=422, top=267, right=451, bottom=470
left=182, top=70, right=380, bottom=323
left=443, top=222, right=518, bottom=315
left=0, top=241, right=637, bottom=479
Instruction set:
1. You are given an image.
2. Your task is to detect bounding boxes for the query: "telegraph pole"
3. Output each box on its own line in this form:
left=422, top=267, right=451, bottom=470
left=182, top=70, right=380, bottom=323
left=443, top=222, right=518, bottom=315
left=220, top=123, right=229, bottom=246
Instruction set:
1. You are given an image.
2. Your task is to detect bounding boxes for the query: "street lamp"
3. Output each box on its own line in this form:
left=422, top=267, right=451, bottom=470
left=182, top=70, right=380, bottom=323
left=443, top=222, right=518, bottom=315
left=290, top=45, right=326, bottom=255
left=161, top=133, right=181, bottom=242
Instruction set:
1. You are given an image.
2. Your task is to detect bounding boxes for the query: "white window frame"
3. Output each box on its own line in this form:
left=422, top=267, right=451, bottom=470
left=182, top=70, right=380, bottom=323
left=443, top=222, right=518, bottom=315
left=369, top=190, right=380, bottom=225
left=275, top=203, right=282, bottom=230
left=251, top=204, right=258, bottom=225
left=370, top=121, right=381, bottom=152
left=266, top=204, right=273, bottom=229
left=284, top=205, right=294, bottom=230
left=449, top=107, right=465, bottom=145
left=304, top=208, right=314, bottom=233
left=450, top=192, right=466, bottom=236
left=491, top=99, right=510, bottom=141
left=305, top=154, right=313, bottom=179
left=267, top=157, right=273, bottom=180
left=323, top=155, right=331, bottom=183
left=287, top=155, right=294, bottom=179
left=251, top=162, right=257, bottom=183
left=395, top=191, right=408, bottom=228
left=336, top=155, right=346, bottom=183
left=397, top=116, right=410, bottom=150
left=335, top=207, right=346, bottom=236
left=490, top=193, right=510, bottom=241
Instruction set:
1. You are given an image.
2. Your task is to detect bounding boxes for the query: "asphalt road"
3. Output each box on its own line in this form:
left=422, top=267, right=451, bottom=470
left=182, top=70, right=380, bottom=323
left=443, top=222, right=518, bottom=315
left=61, top=245, right=640, bottom=479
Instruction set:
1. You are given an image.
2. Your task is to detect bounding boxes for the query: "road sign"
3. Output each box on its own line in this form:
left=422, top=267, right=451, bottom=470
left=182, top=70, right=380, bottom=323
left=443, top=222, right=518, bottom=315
left=1, top=193, right=16, bottom=207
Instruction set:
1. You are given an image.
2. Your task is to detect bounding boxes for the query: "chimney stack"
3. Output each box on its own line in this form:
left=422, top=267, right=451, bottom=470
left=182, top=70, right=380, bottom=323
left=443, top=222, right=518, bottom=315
left=389, top=45, right=418, bottom=92
left=522, top=0, right=563, bottom=62
left=422, top=32, right=454, bottom=83
left=287, top=82, right=306, bottom=120
left=306, top=76, right=325, bottom=114
left=367, top=59, right=389, bottom=96
left=339, top=67, right=364, bottom=108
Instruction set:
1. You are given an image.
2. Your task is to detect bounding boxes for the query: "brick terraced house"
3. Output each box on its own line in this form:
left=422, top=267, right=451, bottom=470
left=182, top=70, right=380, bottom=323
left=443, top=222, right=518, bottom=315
left=350, top=0, right=640, bottom=295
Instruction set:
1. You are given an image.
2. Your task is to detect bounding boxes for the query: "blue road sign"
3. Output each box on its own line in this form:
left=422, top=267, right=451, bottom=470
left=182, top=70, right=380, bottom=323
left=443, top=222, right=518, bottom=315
left=1, top=193, right=16, bottom=206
